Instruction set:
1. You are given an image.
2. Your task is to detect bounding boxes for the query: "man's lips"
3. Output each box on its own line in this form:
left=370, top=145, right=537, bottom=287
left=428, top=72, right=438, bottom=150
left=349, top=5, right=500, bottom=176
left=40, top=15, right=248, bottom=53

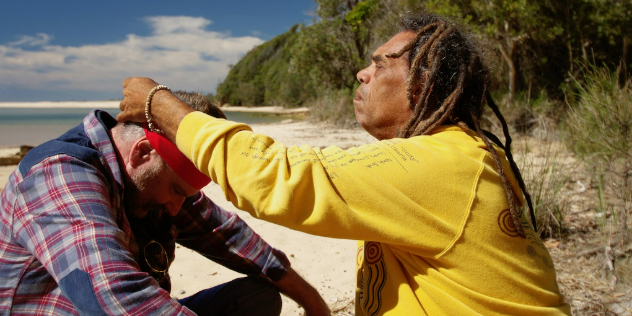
left=354, top=90, right=363, bottom=102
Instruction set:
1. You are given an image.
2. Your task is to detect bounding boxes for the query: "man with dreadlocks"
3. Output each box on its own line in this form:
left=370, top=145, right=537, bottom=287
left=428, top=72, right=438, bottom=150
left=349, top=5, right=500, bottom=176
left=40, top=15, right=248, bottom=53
left=117, top=12, right=570, bottom=316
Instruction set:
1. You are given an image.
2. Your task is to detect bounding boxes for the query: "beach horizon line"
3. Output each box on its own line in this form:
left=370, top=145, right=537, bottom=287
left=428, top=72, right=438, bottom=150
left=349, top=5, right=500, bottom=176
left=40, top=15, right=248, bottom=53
left=0, top=101, right=121, bottom=108
left=0, top=101, right=308, bottom=114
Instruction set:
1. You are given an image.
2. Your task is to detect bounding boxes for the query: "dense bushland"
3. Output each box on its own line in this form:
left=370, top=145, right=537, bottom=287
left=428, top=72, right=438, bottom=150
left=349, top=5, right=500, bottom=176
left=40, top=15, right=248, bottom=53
left=215, top=0, right=630, bottom=109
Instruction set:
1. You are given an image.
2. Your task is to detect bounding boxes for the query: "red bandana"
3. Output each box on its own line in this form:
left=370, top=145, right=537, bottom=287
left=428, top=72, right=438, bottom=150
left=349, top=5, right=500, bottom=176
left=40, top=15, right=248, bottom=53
left=143, top=126, right=211, bottom=191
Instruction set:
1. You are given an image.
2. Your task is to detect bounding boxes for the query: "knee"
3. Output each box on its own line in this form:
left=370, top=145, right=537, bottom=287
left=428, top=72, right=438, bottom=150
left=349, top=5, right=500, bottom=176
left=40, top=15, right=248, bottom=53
left=243, top=276, right=282, bottom=314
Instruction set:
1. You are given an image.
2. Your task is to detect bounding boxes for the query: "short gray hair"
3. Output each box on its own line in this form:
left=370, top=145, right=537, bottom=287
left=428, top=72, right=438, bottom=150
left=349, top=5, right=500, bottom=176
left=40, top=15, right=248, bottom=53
left=118, top=122, right=145, bottom=142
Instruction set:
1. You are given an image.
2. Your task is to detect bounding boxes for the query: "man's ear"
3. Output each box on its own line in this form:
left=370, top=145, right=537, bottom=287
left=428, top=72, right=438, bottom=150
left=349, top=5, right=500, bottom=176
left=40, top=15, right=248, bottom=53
left=127, top=137, right=156, bottom=169
left=412, top=71, right=430, bottom=105
left=412, top=84, right=423, bottom=106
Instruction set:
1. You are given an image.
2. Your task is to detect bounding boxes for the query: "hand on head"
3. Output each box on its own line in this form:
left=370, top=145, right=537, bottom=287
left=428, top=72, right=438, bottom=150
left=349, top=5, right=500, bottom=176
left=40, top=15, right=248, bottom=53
left=118, top=77, right=161, bottom=124
left=118, top=77, right=195, bottom=143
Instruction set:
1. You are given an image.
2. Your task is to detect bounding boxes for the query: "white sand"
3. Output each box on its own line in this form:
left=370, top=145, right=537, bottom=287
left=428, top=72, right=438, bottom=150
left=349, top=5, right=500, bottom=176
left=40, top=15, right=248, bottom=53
left=0, top=120, right=376, bottom=315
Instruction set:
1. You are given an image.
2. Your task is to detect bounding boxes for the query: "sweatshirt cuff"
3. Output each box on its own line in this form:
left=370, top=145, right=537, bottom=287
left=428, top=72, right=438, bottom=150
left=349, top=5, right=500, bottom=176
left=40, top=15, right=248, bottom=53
left=176, top=111, right=210, bottom=162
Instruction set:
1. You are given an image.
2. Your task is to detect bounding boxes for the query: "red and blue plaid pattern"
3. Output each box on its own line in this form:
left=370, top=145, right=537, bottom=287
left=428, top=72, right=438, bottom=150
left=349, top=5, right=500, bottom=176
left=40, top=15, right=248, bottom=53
left=0, top=110, right=289, bottom=315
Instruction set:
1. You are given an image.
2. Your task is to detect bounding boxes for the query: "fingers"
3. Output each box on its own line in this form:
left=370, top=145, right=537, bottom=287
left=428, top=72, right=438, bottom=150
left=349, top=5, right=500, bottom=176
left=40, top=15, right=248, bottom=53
left=116, top=111, right=130, bottom=123
left=118, top=77, right=162, bottom=123
left=116, top=98, right=140, bottom=123
left=122, top=77, right=157, bottom=90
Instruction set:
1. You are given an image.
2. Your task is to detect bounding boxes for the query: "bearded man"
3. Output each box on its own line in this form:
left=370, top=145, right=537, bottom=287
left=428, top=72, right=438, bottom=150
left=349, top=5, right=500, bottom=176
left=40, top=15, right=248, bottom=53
left=0, top=92, right=329, bottom=316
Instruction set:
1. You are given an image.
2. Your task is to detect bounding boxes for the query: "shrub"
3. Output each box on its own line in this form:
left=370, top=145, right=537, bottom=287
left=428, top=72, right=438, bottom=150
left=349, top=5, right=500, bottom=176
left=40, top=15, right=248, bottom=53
left=514, top=139, right=572, bottom=238
left=564, top=66, right=632, bottom=234
left=485, top=91, right=564, bottom=139
left=306, top=89, right=359, bottom=128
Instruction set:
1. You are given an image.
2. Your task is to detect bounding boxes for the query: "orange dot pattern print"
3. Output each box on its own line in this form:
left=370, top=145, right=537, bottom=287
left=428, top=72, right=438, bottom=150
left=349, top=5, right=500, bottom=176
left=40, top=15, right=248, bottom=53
left=356, top=242, right=386, bottom=316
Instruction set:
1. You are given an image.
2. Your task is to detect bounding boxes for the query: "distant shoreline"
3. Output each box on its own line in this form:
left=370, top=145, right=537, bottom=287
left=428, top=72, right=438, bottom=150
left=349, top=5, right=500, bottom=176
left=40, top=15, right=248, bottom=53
left=0, top=102, right=308, bottom=114
left=0, top=103, right=310, bottom=148
left=0, top=101, right=121, bottom=108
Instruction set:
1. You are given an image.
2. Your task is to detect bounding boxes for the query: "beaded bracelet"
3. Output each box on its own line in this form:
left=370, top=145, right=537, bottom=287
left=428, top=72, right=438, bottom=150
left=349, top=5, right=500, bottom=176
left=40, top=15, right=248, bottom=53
left=145, top=85, right=171, bottom=134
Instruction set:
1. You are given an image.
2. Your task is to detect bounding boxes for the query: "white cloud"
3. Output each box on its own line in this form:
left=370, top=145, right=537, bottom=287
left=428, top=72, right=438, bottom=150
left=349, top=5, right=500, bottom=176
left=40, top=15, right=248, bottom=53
left=9, top=33, right=53, bottom=47
left=0, top=16, right=264, bottom=98
left=145, top=16, right=211, bottom=35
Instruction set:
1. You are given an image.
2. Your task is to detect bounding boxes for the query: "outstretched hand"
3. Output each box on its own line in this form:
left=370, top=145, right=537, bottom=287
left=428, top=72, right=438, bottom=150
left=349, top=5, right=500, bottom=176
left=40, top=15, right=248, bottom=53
left=272, top=268, right=331, bottom=316
left=117, top=77, right=160, bottom=124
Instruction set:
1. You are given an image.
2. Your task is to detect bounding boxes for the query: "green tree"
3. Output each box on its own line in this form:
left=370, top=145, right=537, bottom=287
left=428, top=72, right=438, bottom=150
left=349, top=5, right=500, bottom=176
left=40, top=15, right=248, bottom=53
left=428, top=0, right=563, bottom=100
left=289, top=0, right=382, bottom=94
left=562, top=0, right=632, bottom=73
left=215, top=0, right=631, bottom=110
left=216, top=25, right=309, bottom=107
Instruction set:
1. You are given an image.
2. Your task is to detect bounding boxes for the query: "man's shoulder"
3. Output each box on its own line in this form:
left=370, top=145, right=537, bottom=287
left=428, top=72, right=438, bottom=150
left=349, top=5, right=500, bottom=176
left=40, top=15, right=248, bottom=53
left=412, top=126, right=486, bottom=151
left=19, top=124, right=102, bottom=177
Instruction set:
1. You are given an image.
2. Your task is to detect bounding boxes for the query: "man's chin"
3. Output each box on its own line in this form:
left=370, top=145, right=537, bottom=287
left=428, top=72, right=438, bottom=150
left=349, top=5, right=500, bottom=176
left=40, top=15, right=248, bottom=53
left=129, top=208, right=148, bottom=219
left=131, top=205, right=167, bottom=220
left=125, top=202, right=153, bottom=219
left=353, top=109, right=366, bottom=130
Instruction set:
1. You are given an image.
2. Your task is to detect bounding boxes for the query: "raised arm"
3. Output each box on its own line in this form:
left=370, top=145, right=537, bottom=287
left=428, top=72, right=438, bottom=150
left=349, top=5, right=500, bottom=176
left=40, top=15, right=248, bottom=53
left=118, top=77, right=192, bottom=143
left=119, top=77, right=467, bottom=250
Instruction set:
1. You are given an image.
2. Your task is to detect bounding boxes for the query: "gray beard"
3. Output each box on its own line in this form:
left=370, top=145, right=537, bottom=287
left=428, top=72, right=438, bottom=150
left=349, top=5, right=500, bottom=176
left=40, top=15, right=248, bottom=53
left=126, top=159, right=166, bottom=219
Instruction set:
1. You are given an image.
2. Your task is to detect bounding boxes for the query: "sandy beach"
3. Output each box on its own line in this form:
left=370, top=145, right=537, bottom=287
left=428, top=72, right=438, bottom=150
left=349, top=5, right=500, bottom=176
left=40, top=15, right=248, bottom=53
left=0, top=119, right=376, bottom=315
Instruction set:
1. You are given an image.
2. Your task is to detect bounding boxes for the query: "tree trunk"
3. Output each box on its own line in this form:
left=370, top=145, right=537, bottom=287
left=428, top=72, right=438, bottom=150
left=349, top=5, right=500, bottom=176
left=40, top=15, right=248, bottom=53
left=508, top=59, right=517, bottom=100
left=566, top=1, right=574, bottom=74
left=495, top=38, right=517, bottom=100
left=623, top=37, right=630, bottom=70
left=620, top=37, right=630, bottom=85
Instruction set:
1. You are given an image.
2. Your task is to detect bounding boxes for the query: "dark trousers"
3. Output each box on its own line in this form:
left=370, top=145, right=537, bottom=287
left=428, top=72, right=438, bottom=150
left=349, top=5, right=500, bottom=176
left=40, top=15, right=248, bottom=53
left=178, top=276, right=282, bottom=316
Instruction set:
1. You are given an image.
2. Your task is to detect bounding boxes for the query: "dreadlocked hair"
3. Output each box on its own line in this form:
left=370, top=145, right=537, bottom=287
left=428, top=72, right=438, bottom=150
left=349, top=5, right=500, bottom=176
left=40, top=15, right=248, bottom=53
left=389, top=13, right=537, bottom=237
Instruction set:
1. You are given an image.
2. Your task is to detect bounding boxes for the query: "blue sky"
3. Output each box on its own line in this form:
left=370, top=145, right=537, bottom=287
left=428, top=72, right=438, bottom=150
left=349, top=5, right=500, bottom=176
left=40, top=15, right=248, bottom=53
left=0, top=0, right=317, bottom=102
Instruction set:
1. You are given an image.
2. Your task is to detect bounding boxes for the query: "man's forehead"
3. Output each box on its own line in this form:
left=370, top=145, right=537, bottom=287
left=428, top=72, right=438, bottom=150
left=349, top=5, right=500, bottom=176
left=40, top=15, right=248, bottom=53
left=374, top=31, right=416, bottom=61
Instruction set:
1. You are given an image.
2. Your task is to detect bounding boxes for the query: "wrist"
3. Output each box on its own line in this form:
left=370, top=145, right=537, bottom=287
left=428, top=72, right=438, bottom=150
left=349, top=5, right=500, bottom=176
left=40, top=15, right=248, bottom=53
left=152, top=91, right=194, bottom=143
left=145, top=85, right=171, bottom=134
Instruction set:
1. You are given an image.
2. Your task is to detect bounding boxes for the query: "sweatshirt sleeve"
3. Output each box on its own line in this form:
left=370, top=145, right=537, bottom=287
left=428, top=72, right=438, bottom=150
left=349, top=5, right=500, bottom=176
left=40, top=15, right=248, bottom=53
left=176, top=112, right=486, bottom=256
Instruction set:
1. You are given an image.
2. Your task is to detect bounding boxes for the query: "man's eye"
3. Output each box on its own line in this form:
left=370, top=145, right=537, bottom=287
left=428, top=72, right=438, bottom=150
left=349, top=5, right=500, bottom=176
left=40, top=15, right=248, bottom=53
left=171, top=186, right=181, bottom=196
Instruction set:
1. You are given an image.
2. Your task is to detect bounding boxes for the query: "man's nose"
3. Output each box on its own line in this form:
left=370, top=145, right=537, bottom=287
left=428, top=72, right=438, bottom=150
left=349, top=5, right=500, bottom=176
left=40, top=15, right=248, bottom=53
left=357, top=67, right=370, bottom=84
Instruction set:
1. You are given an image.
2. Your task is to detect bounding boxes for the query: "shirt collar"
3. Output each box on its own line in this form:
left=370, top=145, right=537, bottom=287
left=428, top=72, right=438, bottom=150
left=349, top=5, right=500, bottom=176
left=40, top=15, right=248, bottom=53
left=82, top=109, right=125, bottom=189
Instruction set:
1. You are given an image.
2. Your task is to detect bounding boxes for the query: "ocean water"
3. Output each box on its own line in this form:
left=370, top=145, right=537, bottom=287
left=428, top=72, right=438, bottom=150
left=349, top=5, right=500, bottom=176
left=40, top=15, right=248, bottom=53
left=0, top=107, right=297, bottom=147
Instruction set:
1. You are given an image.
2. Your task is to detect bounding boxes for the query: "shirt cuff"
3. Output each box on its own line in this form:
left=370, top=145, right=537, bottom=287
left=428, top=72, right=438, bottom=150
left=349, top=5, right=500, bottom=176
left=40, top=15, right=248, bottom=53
left=261, top=248, right=291, bottom=282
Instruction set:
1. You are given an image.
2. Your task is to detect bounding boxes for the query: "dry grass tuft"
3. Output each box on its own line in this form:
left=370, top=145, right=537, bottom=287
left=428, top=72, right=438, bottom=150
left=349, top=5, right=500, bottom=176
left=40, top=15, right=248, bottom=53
left=513, top=136, right=574, bottom=238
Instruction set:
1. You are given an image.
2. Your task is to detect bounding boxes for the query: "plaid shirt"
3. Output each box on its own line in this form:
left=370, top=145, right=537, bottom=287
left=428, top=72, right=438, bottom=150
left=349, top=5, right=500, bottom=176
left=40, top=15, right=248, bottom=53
left=0, top=110, right=290, bottom=316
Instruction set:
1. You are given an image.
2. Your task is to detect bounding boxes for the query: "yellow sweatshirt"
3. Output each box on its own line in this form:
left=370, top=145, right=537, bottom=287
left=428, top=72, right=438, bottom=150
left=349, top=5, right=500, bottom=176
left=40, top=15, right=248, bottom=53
left=177, top=112, right=571, bottom=316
